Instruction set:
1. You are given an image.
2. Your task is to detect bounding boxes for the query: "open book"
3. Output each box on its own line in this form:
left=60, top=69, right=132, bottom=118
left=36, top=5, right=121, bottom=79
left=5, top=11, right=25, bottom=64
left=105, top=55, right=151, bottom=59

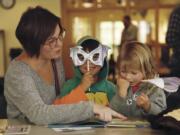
left=48, top=119, right=106, bottom=132
left=48, top=118, right=150, bottom=132
left=107, top=118, right=150, bottom=128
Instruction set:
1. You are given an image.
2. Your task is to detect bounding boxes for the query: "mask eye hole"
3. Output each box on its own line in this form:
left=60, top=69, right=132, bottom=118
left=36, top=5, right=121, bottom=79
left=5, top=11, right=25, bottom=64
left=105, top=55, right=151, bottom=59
left=77, top=54, right=84, bottom=61
left=93, top=53, right=99, bottom=61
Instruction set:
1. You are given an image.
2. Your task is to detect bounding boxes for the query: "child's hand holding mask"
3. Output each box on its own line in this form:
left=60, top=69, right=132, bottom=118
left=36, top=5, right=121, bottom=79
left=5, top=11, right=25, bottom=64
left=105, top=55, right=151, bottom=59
left=80, top=71, right=95, bottom=91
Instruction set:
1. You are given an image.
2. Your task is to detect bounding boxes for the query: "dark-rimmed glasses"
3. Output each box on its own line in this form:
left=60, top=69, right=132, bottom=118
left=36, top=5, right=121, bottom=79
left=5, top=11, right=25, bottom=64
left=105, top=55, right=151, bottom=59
left=46, top=30, right=66, bottom=47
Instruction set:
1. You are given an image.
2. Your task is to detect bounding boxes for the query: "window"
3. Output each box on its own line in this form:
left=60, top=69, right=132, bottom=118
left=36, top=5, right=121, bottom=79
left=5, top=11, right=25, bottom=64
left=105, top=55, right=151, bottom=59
left=99, top=21, right=124, bottom=60
left=138, top=20, right=150, bottom=43
left=72, top=17, right=92, bottom=43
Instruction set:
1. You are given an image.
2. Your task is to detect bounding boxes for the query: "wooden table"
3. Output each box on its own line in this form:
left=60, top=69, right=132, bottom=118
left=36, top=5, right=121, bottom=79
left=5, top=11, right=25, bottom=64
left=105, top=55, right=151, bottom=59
left=8, top=119, right=166, bottom=135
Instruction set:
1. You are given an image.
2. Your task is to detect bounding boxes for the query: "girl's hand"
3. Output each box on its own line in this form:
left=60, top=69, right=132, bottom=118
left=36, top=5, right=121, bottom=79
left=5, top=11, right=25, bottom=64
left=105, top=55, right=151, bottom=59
left=79, top=72, right=94, bottom=91
left=117, top=76, right=129, bottom=98
left=93, top=103, right=127, bottom=122
left=136, top=93, right=150, bottom=112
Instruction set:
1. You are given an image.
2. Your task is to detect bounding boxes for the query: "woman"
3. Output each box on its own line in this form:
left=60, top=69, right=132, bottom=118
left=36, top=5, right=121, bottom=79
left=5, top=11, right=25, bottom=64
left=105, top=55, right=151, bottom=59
left=4, top=6, right=126, bottom=125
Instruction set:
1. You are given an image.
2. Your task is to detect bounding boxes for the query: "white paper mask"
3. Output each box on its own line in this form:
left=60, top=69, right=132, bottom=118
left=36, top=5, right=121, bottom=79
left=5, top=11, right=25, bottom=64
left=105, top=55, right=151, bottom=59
left=70, top=44, right=110, bottom=67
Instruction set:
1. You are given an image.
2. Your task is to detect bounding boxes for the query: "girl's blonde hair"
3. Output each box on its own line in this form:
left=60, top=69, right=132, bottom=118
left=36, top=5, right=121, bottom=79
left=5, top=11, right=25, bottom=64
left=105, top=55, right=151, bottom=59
left=117, top=41, right=157, bottom=79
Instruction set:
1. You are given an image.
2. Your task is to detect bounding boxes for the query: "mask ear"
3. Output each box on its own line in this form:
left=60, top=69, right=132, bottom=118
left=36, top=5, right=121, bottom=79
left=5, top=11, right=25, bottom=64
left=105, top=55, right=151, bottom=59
left=101, top=45, right=110, bottom=59
left=70, top=48, right=74, bottom=58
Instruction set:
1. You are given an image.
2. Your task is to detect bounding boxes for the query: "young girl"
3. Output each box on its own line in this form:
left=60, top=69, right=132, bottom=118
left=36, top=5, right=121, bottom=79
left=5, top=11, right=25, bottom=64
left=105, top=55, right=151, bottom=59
left=110, top=41, right=167, bottom=118
left=53, top=36, right=117, bottom=106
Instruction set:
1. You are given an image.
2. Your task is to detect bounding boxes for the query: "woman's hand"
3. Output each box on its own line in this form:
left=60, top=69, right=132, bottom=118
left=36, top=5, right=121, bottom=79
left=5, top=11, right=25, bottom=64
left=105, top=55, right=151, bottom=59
left=80, top=72, right=94, bottom=91
left=93, top=104, right=127, bottom=122
left=136, top=93, right=150, bottom=112
left=117, top=76, right=129, bottom=98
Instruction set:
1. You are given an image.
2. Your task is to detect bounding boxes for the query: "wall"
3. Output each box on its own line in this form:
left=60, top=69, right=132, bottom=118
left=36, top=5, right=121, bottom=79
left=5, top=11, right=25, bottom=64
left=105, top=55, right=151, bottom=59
left=0, top=0, right=61, bottom=76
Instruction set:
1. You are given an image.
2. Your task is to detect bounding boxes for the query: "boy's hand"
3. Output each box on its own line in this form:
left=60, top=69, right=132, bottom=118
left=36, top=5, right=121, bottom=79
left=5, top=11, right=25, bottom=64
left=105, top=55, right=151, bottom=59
left=80, top=72, right=94, bottom=91
left=136, top=93, right=150, bottom=112
left=117, top=76, right=129, bottom=98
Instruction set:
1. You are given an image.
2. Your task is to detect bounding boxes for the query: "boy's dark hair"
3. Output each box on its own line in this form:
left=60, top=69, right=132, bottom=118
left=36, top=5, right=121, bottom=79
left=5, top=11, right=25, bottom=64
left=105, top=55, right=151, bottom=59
left=16, top=6, right=64, bottom=57
left=81, top=39, right=99, bottom=52
left=80, top=39, right=107, bottom=72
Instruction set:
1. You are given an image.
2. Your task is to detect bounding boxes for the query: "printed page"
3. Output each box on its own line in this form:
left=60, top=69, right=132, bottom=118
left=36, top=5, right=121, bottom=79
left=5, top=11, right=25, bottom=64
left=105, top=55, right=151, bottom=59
left=0, top=119, right=8, bottom=133
left=164, top=109, right=180, bottom=121
left=4, top=125, right=31, bottom=135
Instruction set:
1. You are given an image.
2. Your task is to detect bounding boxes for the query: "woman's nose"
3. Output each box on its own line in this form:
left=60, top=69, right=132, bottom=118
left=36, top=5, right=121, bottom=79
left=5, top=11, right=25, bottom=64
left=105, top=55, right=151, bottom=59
left=57, top=39, right=63, bottom=47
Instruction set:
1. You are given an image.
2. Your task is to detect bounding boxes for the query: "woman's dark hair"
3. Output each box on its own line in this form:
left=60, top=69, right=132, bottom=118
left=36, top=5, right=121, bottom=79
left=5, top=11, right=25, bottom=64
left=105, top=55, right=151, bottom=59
left=81, top=39, right=99, bottom=52
left=16, top=6, right=64, bottom=57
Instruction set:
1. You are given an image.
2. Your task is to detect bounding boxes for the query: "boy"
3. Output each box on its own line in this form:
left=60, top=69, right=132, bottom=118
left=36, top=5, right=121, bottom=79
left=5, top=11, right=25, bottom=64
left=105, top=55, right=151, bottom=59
left=54, top=36, right=116, bottom=106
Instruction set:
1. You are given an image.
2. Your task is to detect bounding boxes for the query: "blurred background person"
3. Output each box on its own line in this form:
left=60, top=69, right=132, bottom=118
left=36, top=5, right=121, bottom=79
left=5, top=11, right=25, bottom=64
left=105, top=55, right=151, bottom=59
left=166, top=5, right=180, bottom=77
left=121, top=15, right=138, bottom=45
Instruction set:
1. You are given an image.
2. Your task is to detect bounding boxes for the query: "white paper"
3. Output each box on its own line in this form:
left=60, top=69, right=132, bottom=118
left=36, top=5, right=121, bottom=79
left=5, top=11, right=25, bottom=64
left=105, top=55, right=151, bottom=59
left=142, top=78, right=164, bottom=89
left=142, top=77, right=180, bottom=93
left=163, top=77, right=180, bottom=92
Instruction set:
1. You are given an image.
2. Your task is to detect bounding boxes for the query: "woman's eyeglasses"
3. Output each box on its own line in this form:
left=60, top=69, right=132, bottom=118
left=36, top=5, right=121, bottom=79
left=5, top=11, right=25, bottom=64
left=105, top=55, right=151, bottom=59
left=46, top=30, right=66, bottom=48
